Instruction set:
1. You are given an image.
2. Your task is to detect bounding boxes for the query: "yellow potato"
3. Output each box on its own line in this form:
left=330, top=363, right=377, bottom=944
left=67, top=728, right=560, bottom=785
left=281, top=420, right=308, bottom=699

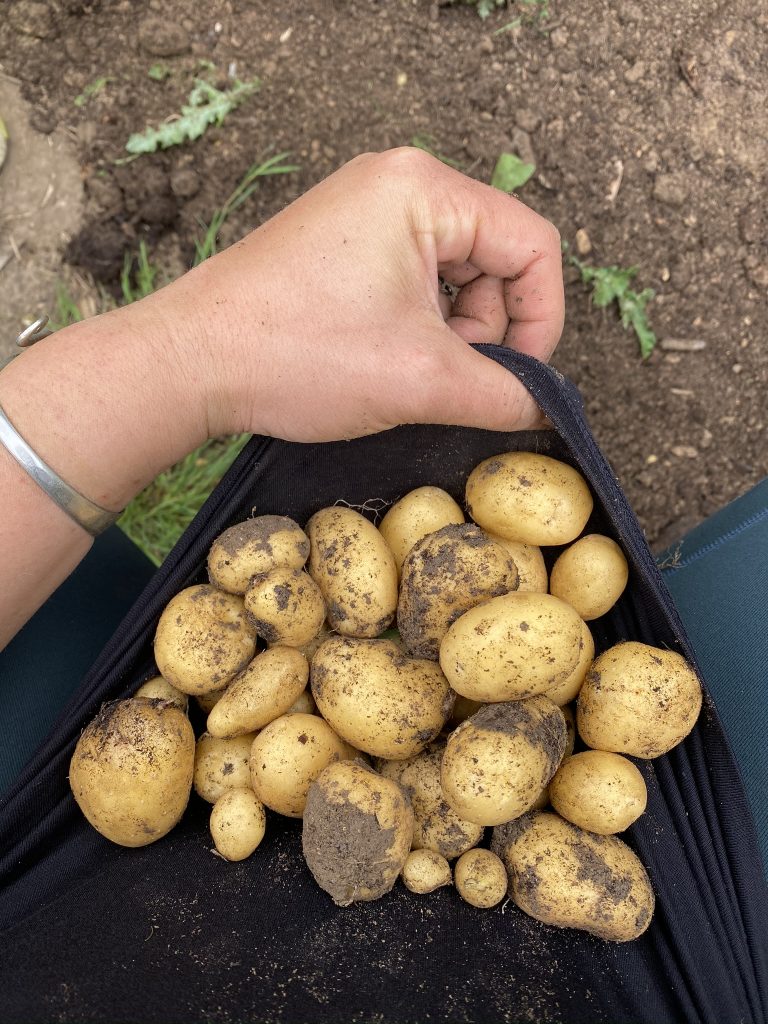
left=195, top=686, right=227, bottom=715
left=193, top=732, right=257, bottom=803
left=485, top=535, right=548, bottom=593
left=311, top=637, right=454, bottom=760
left=543, top=619, right=594, bottom=706
left=210, top=788, right=267, bottom=861
left=244, top=568, right=325, bottom=647
left=207, top=646, right=309, bottom=737
left=451, top=695, right=484, bottom=725
left=207, top=515, right=310, bottom=594
left=550, top=534, right=629, bottom=620
left=135, top=675, right=188, bottom=713
left=466, top=452, right=593, bottom=546
left=454, top=849, right=508, bottom=909
left=379, top=486, right=464, bottom=575
left=439, top=592, right=584, bottom=702
left=491, top=811, right=655, bottom=941
left=549, top=751, right=647, bottom=834
left=401, top=849, right=452, bottom=894
left=306, top=507, right=398, bottom=637
left=577, top=641, right=702, bottom=758
left=286, top=688, right=317, bottom=715
left=154, top=585, right=257, bottom=695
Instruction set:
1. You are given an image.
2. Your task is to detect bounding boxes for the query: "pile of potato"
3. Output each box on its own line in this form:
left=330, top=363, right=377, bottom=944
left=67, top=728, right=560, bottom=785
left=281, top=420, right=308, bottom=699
left=69, top=452, right=703, bottom=943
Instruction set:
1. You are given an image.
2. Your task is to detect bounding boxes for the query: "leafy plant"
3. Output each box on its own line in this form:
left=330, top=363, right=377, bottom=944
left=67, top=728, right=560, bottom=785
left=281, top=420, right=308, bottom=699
left=120, top=241, right=158, bottom=303
left=125, top=78, right=259, bottom=155
left=570, top=256, right=657, bottom=358
left=148, top=63, right=172, bottom=82
left=410, top=134, right=463, bottom=170
left=74, top=76, right=113, bottom=108
left=475, top=0, right=506, bottom=16
left=491, top=152, right=535, bottom=192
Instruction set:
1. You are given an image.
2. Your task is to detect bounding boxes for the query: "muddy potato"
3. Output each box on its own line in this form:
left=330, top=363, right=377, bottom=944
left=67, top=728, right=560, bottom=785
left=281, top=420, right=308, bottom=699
left=250, top=713, right=355, bottom=818
left=550, top=534, right=629, bottom=621
left=524, top=704, right=577, bottom=811
left=244, top=568, right=325, bottom=647
left=209, top=788, right=267, bottom=862
left=454, top=849, right=508, bottom=909
left=485, top=535, right=548, bottom=593
left=543, top=619, right=594, bottom=707
left=306, top=507, right=398, bottom=637
left=441, top=698, right=567, bottom=826
left=578, top=641, right=702, bottom=758
left=135, top=675, right=188, bottom=713
left=440, top=592, right=584, bottom=702
left=193, top=732, right=257, bottom=803
left=195, top=686, right=227, bottom=715
left=70, top=698, right=194, bottom=847
left=303, top=760, right=413, bottom=905
left=398, top=523, right=518, bottom=660
left=491, top=811, right=655, bottom=941
left=377, top=741, right=484, bottom=858
left=311, top=637, right=454, bottom=760
left=549, top=751, right=647, bottom=835
left=401, top=849, right=452, bottom=894
left=286, top=688, right=317, bottom=715
left=208, top=515, right=310, bottom=595
left=154, top=585, right=257, bottom=695
left=379, top=486, right=464, bottom=576
left=466, top=452, right=593, bottom=546
left=207, top=646, right=309, bottom=737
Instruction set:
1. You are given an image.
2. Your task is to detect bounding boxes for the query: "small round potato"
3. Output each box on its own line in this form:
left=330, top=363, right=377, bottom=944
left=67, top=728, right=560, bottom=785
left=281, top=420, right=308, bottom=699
left=401, top=849, right=452, bottom=894
left=550, top=534, right=629, bottom=621
left=250, top=713, right=355, bottom=818
left=398, top=523, right=518, bottom=660
left=549, top=751, right=647, bottom=835
left=485, top=535, right=548, bottom=593
left=70, top=698, right=194, bottom=847
left=135, top=675, right=188, bottom=713
left=306, top=506, right=398, bottom=638
left=193, top=732, right=257, bottom=803
left=244, top=568, right=326, bottom=647
left=454, top=849, right=508, bottom=908
left=379, top=486, right=465, bottom=576
left=210, top=788, right=267, bottom=861
left=302, top=760, right=413, bottom=905
left=441, top=698, right=567, bottom=826
left=466, top=452, right=593, bottom=546
left=195, top=686, right=227, bottom=715
left=207, top=647, right=309, bottom=737
left=543, top=619, right=594, bottom=706
left=311, top=637, right=454, bottom=759
left=154, top=585, right=257, bottom=695
left=577, top=641, right=702, bottom=758
left=440, top=592, right=585, bottom=702
left=491, top=811, right=655, bottom=941
left=208, top=515, right=310, bottom=595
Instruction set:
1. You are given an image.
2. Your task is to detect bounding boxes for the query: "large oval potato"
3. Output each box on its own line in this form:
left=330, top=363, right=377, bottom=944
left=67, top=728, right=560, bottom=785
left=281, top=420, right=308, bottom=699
left=550, top=534, right=629, bottom=621
left=491, top=811, right=655, bottom=942
left=397, top=523, right=518, bottom=660
left=543, top=619, right=594, bottom=706
left=207, top=646, right=309, bottom=737
left=244, top=568, right=325, bottom=647
left=70, top=698, right=194, bottom=847
left=154, top=584, right=257, bottom=695
left=193, top=732, right=257, bottom=803
left=466, top=452, right=593, bottom=546
left=311, top=637, right=454, bottom=759
left=306, top=507, right=398, bottom=638
left=549, top=750, right=647, bottom=834
left=302, top=760, right=413, bottom=905
left=208, top=515, right=310, bottom=594
left=485, top=535, right=548, bottom=593
left=441, top=698, right=567, bottom=826
left=439, top=592, right=584, bottom=702
left=577, top=641, right=702, bottom=758
left=378, top=486, right=464, bottom=576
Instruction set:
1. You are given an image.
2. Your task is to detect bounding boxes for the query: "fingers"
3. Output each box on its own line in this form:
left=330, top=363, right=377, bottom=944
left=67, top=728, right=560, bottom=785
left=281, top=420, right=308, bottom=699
left=446, top=275, right=508, bottom=344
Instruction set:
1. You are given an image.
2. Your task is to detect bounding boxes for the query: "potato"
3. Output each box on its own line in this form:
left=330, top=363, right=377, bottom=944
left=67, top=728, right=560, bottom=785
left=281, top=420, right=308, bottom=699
left=250, top=713, right=355, bottom=818
left=208, top=515, right=310, bottom=595
left=135, top=675, right=188, bottom=713
left=451, top=695, right=484, bottom=725
left=440, top=592, right=585, bottom=702
left=210, top=788, right=267, bottom=862
left=543, top=619, right=594, bottom=706
left=466, top=452, right=593, bottom=546
left=294, top=623, right=336, bottom=662
left=311, top=637, right=454, bottom=759
left=376, top=741, right=484, bottom=858
left=550, top=534, right=629, bottom=621
left=207, top=646, right=309, bottom=737
left=549, top=751, right=647, bottom=834
left=193, top=732, right=257, bottom=803
left=244, top=568, right=325, bottom=647
left=154, top=585, right=257, bottom=695
left=485, top=535, right=548, bottom=593
left=302, top=760, right=413, bottom=905
left=454, top=849, right=508, bottom=908
left=306, top=506, right=398, bottom=637
left=491, top=811, right=654, bottom=941
left=441, top=698, right=567, bottom=826
left=195, top=686, right=227, bottom=714
left=398, top=524, right=518, bottom=660
left=70, top=698, right=194, bottom=847
left=286, top=688, right=317, bottom=715
left=379, top=486, right=464, bottom=575
left=562, top=703, right=576, bottom=757
left=401, top=849, right=452, bottom=894
left=577, top=641, right=702, bottom=758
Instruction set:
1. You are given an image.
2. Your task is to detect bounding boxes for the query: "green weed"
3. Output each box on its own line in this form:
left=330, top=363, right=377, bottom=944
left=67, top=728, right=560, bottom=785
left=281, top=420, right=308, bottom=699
left=570, top=254, right=657, bottom=358
left=148, top=63, right=172, bottom=82
left=491, top=152, right=535, bottom=192
left=120, top=241, right=158, bottom=303
left=410, top=134, right=463, bottom=170
left=74, top=76, right=113, bottom=108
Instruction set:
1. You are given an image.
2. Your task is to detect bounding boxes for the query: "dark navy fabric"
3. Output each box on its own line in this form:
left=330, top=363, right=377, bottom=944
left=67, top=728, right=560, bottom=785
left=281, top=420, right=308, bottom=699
left=0, top=346, right=765, bottom=1024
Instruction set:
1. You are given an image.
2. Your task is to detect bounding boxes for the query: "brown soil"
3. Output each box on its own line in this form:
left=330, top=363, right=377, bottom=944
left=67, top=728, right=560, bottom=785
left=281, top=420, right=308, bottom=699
left=2, top=0, right=766, bottom=549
